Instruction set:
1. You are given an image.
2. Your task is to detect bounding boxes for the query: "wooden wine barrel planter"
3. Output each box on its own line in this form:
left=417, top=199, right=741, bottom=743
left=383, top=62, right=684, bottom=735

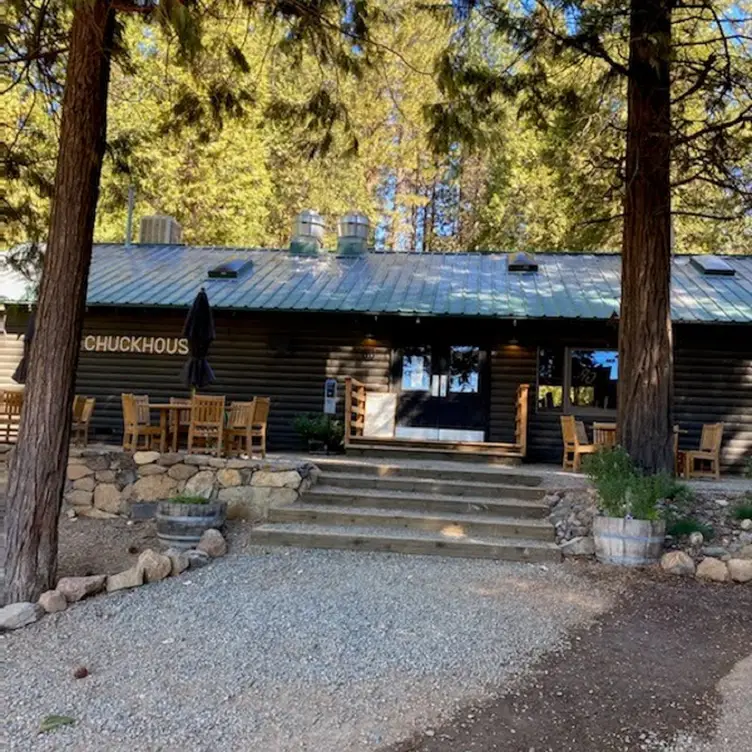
left=156, top=500, right=226, bottom=550
left=592, top=516, right=666, bottom=566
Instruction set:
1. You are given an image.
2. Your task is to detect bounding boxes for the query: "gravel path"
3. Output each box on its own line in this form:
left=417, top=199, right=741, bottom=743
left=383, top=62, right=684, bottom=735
left=4, top=548, right=616, bottom=751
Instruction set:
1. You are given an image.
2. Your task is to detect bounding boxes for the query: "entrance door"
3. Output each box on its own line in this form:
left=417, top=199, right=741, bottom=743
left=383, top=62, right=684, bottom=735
left=395, top=344, right=487, bottom=441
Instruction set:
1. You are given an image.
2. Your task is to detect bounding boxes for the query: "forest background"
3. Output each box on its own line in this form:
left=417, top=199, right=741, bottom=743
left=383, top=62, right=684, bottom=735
left=3, top=0, right=750, bottom=254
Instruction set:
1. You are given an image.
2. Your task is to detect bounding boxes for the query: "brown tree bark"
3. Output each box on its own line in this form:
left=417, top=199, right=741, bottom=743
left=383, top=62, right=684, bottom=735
left=617, top=0, right=674, bottom=474
left=4, top=0, right=115, bottom=603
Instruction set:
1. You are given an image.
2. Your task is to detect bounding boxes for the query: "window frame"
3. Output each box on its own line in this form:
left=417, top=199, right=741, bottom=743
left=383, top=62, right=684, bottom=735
left=536, top=346, right=619, bottom=416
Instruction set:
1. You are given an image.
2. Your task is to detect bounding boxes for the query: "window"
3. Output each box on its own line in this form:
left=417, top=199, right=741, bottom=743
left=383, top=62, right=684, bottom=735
left=569, top=349, right=618, bottom=410
left=537, top=347, right=618, bottom=412
left=449, top=346, right=480, bottom=393
left=537, top=348, right=564, bottom=409
left=401, top=347, right=431, bottom=391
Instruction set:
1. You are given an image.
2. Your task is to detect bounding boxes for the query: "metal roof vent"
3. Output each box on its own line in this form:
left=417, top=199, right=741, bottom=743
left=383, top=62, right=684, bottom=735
left=207, top=258, right=253, bottom=280
left=337, top=212, right=370, bottom=256
left=139, top=215, right=182, bottom=245
left=690, top=255, right=735, bottom=277
left=290, top=210, right=325, bottom=255
left=508, top=251, right=538, bottom=272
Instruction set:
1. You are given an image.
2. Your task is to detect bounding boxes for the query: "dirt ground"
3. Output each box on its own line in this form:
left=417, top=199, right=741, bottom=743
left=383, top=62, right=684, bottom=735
left=385, top=573, right=752, bottom=752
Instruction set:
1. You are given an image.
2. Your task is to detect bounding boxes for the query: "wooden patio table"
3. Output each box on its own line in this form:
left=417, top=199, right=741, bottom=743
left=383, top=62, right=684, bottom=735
left=148, top=403, right=187, bottom=453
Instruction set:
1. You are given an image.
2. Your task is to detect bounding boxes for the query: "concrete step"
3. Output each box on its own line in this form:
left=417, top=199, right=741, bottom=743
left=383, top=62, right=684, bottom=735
left=346, top=444, right=522, bottom=465
left=305, top=486, right=550, bottom=519
left=251, top=522, right=561, bottom=562
left=312, top=458, right=542, bottom=486
left=317, top=472, right=547, bottom=501
left=268, top=503, right=555, bottom=541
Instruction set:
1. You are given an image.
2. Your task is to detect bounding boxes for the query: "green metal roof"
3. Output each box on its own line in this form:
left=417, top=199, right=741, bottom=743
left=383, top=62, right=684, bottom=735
left=2, top=246, right=751, bottom=323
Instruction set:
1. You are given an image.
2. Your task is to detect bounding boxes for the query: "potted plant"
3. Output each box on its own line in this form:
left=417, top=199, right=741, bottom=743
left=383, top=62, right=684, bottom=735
left=584, top=447, right=673, bottom=566
left=293, top=413, right=344, bottom=454
left=156, top=493, right=226, bottom=551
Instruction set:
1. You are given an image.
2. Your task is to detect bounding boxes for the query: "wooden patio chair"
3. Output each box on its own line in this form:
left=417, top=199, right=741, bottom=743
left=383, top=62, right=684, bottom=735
left=169, top=397, right=192, bottom=450
left=560, top=415, right=597, bottom=472
left=2, top=390, right=24, bottom=443
left=592, top=422, right=617, bottom=449
left=72, top=397, right=96, bottom=447
left=684, top=422, right=724, bottom=480
left=224, top=400, right=256, bottom=457
left=250, top=397, right=271, bottom=458
left=121, top=393, right=160, bottom=451
left=187, top=394, right=226, bottom=456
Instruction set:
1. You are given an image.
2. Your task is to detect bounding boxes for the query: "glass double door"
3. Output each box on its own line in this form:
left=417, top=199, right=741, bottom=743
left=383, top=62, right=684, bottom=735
left=395, top=344, right=487, bottom=441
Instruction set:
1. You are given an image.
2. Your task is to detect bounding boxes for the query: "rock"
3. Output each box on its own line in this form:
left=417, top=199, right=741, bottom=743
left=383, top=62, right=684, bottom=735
left=220, top=486, right=298, bottom=521
left=95, top=469, right=117, bottom=483
left=741, top=519, right=752, bottom=531
left=696, top=557, right=730, bottom=583
left=727, top=559, right=752, bottom=583
left=251, top=469, right=302, bottom=489
left=196, top=529, right=227, bottom=558
left=688, top=531, right=704, bottom=547
left=56, top=575, right=107, bottom=603
left=67, top=464, right=94, bottom=481
left=226, top=458, right=259, bottom=470
left=185, top=549, right=211, bottom=569
left=138, top=463, right=168, bottom=476
left=73, top=666, right=89, bottom=679
left=94, top=483, right=122, bottom=514
left=132, top=473, right=178, bottom=502
left=158, top=452, right=183, bottom=466
left=167, top=463, right=198, bottom=481
left=38, top=590, right=67, bottom=613
left=184, top=470, right=216, bottom=498
left=714, top=498, right=729, bottom=507
left=738, top=544, right=752, bottom=560
left=216, top=468, right=242, bottom=488
left=133, top=450, right=161, bottom=465
left=106, top=565, right=144, bottom=592
left=0, top=602, right=43, bottom=631
left=208, top=457, right=227, bottom=468
left=184, top=454, right=213, bottom=466
left=85, top=454, right=110, bottom=471
left=67, top=490, right=93, bottom=508
left=137, top=549, right=172, bottom=583
left=77, top=507, right=118, bottom=519
left=660, top=551, right=696, bottom=576
left=559, top=536, right=595, bottom=557
left=701, top=545, right=729, bottom=558
left=73, top=477, right=96, bottom=492
left=66, top=508, right=77, bottom=520
left=165, top=548, right=190, bottom=576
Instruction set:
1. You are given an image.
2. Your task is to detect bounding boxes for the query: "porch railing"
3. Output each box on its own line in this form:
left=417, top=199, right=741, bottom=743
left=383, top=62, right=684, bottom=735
left=343, top=376, right=367, bottom=447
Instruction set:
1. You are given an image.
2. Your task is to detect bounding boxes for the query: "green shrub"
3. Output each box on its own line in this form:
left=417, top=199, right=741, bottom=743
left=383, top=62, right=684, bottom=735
left=169, top=494, right=211, bottom=505
left=583, top=447, right=692, bottom=521
left=732, top=502, right=752, bottom=521
left=666, top=517, right=714, bottom=540
left=292, top=413, right=344, bottom=450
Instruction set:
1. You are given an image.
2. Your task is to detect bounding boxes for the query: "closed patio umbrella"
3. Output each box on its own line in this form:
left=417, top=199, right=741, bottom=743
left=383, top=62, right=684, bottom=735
left=12, top=313, right=35, bottom=384
left=181, top=288, right=215, bottom=390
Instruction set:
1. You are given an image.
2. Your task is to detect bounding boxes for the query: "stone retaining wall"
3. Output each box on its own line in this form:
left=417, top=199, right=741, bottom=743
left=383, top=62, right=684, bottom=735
left=65, top=448, right=318, bottom=521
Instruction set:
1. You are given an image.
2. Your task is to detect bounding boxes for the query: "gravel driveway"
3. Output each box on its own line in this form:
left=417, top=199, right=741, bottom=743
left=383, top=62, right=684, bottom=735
left=4, top=548, right=615, bottom=751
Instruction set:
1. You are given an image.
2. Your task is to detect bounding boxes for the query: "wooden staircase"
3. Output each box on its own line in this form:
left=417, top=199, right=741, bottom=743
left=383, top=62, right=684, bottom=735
left=251, top=458, right=560, bottom=563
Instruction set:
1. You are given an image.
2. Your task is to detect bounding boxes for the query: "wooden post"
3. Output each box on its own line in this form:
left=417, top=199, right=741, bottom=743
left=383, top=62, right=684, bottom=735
left=344, top=376, right=353, bottom=448
left=515, top=383, right=530, bottom=458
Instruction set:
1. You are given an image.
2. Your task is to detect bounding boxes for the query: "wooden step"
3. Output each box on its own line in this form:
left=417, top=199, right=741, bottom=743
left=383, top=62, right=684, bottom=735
left=317, top=472, right=547, bottom=500
left=346, top=443, right=523, bottom=465
left=268, top=503, right=555, bottom=541
left=305, top=486, right=550, bottom=519
left=311, top=458, right=542, bottom=486
left=251, top=523, right=561, bottom=562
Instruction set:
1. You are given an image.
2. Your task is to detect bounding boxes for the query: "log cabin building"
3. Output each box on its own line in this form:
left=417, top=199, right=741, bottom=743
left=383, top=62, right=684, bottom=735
left=1, top=219, right=751, bottom=471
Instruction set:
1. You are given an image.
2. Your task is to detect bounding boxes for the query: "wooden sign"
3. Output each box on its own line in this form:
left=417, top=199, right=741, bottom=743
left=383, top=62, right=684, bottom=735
left=82, top=335, right=189, bottom=355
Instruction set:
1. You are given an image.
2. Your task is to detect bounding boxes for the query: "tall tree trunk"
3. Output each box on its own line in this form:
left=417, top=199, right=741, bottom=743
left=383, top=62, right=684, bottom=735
left=4, top=0, right=115, bottom=603
left=617, top=0, right=674, bottom=474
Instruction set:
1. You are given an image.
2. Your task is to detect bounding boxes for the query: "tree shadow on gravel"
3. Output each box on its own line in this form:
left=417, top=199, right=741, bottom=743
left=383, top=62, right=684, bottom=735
left=384, top=574, right=752, bottom=752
